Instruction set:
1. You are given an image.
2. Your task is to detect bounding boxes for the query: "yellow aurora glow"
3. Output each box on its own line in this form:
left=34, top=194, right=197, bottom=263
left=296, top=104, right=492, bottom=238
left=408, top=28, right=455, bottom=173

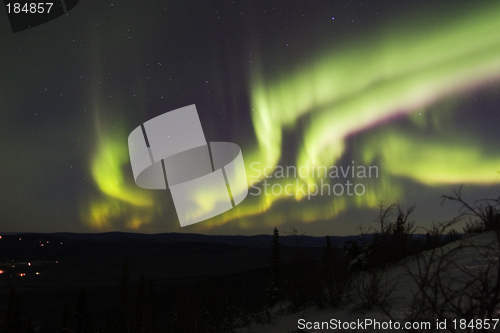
left=83, top=116, right=157, bottom=230
left=91, top=132, right=152, bottom=207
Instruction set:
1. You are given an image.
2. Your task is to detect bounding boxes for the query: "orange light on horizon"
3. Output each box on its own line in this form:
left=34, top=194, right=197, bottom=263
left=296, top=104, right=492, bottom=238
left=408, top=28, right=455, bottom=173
left=0, top=270, right=3, bottom=274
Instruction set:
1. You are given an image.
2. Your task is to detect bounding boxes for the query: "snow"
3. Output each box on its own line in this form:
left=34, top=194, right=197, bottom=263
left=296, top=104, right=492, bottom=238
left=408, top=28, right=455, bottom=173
left=238, top=231, right=499, bottom=332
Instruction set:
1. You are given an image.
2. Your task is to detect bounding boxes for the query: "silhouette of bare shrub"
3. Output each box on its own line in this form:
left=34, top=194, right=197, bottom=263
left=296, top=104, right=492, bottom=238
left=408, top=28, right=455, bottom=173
left=350, top=269, right=398, bottom=312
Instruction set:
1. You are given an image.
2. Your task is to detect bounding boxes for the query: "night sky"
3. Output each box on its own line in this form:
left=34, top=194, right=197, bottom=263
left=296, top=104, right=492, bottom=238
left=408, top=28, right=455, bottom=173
left=1, top=0, right=500, bottom=236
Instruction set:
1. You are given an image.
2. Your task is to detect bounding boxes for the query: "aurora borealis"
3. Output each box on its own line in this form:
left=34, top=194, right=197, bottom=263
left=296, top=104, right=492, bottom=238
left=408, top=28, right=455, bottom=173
left=1, top=0, right=500, bottom=235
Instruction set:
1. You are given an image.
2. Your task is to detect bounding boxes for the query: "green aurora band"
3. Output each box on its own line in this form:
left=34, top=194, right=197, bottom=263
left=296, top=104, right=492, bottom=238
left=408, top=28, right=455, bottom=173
left=362, top=127, right=500, bottom=186
left=87, top=2, right=500, bottom=230
left=212, top=1, right=500, bottom=228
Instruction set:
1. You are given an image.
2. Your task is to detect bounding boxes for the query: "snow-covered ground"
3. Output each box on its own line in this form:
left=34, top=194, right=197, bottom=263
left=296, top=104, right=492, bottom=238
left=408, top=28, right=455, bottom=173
left=238, top=231, right=499, bottom=332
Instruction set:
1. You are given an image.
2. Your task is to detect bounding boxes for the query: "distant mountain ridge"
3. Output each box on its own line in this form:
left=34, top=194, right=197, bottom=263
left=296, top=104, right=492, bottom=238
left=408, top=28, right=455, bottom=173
left=47, top=231, right=361, bottom=248
left=2, top=231, right=378, bottom=248
left=0, top=231, right=432, bottom=248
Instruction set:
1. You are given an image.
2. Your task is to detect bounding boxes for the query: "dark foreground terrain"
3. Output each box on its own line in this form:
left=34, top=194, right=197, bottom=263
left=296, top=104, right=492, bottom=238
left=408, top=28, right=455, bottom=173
left=0, top=232, right=361, bottom=331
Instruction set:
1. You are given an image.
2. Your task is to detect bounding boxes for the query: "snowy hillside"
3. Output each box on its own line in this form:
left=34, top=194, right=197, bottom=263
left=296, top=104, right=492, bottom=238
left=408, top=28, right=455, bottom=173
left=238, top=231, right=500, bottom=332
